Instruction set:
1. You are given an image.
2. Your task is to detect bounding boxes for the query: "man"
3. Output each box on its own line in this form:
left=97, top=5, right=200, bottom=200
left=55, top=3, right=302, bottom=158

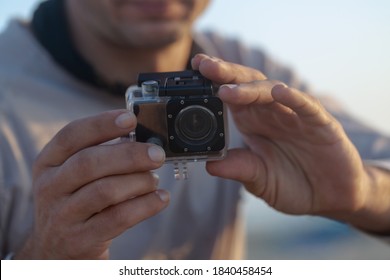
left=1, top=0, right=389, bottom=259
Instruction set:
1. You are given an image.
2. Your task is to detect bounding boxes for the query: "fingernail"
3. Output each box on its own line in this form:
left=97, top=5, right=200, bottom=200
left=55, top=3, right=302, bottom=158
left=272, top=83, right=288, bottom=90
left=194, top=53, right=210, bottom=60
left=148, top=145, right=166, bottom=163
left=221, top=84, right=237, bottom=89
left=155, top=189, right=170, bottom=203
left=152, top=172, right=160, bottom=186
left=115, top=112, right=136, bottom=129
left=271, top=83, right=289, bottom=96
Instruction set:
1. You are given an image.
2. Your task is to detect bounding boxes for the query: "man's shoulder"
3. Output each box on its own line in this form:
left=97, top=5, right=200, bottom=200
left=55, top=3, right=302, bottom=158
left=0, top=20, right=61, bottom=79
left=0, top=19, right=89, bottom=96
left=0, top=20, right=37, bottom=72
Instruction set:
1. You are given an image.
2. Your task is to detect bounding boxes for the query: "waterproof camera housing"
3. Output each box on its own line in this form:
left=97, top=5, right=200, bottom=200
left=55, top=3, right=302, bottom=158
left=125, top=70, right=228, bottom=178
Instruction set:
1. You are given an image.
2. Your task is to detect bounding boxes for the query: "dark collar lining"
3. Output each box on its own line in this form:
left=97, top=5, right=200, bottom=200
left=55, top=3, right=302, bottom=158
left=30, top=0, right=203, bottom=96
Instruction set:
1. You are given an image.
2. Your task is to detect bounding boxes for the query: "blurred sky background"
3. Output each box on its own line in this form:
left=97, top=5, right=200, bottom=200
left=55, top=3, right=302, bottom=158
left=1, top=0, right=389, bottom=259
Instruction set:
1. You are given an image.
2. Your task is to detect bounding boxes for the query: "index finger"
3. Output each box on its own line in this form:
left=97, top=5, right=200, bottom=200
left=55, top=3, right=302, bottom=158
left=191, top=53, right=266, bottom=84
left=35, top=110, right=136, bottom=168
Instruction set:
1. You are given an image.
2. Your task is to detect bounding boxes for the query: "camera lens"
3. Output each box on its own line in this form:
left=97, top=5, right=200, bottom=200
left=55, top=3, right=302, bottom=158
left=175, top=105, right=217, bottom=145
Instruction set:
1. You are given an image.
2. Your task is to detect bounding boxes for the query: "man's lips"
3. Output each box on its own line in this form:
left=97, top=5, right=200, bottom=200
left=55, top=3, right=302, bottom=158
left=119, top=0, right=184, bottom=18
left=134, top=2, right=168, bottom=14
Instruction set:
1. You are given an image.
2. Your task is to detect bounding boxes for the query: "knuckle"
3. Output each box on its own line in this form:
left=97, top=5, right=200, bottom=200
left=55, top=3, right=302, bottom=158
left=111, top=205, right=133, bottom=229
left=32, top=168, right=57, bottom=201
left=53, top=123, right=78, bottom=157
left=93, top=179, right=116, bottom=204
left=70, top=148, right=96, bottom=178
left=298, top=99, right=315, bottom=115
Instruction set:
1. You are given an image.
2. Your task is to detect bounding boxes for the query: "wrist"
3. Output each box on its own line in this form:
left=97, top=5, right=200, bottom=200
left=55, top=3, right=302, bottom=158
left=13, top=235, right=37, bottom=260
left=335, top=164, right=390, bottom=234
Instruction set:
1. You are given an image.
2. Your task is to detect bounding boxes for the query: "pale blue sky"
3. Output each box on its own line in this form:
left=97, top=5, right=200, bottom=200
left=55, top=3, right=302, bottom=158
left=1, top=0, right=389, bottom=134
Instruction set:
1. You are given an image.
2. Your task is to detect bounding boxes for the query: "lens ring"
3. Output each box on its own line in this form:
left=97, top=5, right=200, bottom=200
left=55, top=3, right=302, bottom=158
left=175, top=105, right=217, bottom=145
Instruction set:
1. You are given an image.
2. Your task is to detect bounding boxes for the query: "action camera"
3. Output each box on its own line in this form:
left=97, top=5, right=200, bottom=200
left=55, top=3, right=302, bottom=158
left=125, top=70, right=228, bottom=178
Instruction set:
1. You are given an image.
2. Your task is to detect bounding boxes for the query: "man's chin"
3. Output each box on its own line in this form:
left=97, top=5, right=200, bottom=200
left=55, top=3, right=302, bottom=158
left=120, top=22, right=187, bottom=48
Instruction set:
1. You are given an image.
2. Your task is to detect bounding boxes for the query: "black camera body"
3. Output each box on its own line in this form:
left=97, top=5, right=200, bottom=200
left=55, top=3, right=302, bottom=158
left=126, top=70, right=228, bottom=163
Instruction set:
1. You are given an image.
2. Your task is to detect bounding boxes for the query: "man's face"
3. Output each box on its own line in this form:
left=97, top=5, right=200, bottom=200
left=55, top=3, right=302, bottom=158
left=68, top=0, right=210, bottom=48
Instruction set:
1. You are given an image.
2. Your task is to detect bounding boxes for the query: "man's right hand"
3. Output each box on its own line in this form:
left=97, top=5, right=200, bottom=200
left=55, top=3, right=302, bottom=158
left=16, top=110, right=169, bottom=259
